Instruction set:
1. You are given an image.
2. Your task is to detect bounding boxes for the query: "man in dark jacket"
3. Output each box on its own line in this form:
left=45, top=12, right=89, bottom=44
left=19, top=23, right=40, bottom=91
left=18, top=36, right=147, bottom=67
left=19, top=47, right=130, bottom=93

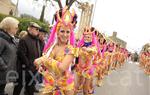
left=13, top=22, right=41, bottom=95
left=0, top=17, right=19, bottom=95
left=39, top=28, right=48, bottom=50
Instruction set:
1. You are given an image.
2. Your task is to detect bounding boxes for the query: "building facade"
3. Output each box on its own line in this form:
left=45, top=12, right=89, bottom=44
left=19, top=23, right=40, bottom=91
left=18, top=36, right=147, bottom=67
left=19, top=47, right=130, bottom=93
left=0, top=0, right=16, bottom=15
left=109, top=31, right=127, bottom=48
left=76, top=2, right=94, bottom=39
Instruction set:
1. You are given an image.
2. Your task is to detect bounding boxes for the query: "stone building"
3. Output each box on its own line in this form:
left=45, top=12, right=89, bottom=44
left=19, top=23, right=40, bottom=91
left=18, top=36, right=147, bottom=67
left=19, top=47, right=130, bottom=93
left=76, top=2, right=94, bottom=39
left=0, top=0, right=16, bottom=15
left=109, top=31, right=127, bottom=48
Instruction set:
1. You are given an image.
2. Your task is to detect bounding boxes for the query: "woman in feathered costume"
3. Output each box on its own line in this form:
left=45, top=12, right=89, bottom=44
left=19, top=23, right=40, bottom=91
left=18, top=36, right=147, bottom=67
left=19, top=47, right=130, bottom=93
left=95, top=33, right=107, bottom=87
left=75, top=27, right=98, bottom=95
left=111, top=44, right=121, bottom=70
left=139, top=47, right=150, bottom=75
left=34, top=6, right=78, bottom=95
left=105, top=40, right=116, bottom=75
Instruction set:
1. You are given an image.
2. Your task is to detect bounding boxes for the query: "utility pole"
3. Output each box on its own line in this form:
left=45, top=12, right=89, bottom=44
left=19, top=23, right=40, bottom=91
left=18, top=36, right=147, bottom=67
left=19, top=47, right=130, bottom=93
left=14, top=0, right=19, bottom=16
left=76, top=1, right=94, bottom=39
left=39, top=0, right=47, bottom=22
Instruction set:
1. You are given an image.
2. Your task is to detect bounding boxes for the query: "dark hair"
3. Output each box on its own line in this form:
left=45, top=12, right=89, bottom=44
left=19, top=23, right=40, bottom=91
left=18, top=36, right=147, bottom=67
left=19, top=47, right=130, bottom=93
left=90, top=27, right=95, bottom=32
left=72, top=14, right=78, bottom=24
left=54, top=9, right=63, bottom=22
left=39, top=28, right=47, bottom=33
left=95, top=30, right=100, bottom=36
left=99, top=37, right=106, bottom=44
left=103, top=39, right=106, bottom=44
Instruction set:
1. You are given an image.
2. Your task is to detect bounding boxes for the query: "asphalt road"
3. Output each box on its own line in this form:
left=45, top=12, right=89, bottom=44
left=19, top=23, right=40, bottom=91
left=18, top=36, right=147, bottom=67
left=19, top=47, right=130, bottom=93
left=5, top=61, right=150, bottom=95
left=94, top=61, right=150, bottom=95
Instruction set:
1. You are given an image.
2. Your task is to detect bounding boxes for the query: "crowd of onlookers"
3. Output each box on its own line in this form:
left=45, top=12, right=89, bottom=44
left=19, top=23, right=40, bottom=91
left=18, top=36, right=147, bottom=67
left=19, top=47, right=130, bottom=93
left=0, top=17, right=48, bottom=95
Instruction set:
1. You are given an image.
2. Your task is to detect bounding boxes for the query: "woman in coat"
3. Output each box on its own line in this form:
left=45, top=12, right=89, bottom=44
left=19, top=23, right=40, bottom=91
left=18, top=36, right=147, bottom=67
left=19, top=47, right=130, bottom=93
left=0, top=17, right=19, bottom=95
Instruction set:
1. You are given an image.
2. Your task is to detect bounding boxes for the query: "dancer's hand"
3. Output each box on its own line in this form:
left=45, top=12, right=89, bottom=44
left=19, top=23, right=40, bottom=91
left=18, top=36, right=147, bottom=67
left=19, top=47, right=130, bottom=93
left=34, top=58, right=41, bottom=69
left=82, top=47, right=87, bottom=51
left=34, top=56, right=46, bottom=69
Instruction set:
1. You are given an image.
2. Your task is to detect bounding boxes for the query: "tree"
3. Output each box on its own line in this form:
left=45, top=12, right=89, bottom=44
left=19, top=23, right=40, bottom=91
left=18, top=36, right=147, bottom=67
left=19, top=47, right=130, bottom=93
left=53, top=0, right=76, bottom=9
left=40, top=4, right=46, bottom=22
left=35, top=0, right=76, bottom=22
left=9, top=9, right=13, bottom=16
left=34, top=0, right=50, bottom=22
left=20, top=14, right=38, bottom=20
left=67, top=0, right=76, bottom=9
left=53, top=0, right=63, bottom=9
left=133, top=52, right=139, bottom=62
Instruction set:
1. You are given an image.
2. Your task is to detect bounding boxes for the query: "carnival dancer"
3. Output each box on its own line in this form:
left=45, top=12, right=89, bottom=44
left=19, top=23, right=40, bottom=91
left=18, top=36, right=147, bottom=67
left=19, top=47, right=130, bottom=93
left=75, top=27, right=98, bottom=95
left=139, top=51, right=146, bottom=69
left=145, top=47, right=150, bottom=75
left=140, top=47, right=150, bottom=75
left=95, top=33, right=107, bottom=87
left=105, top=40, right=116, bottom=75
left=119, top=48, right=128, bottom=67
left=34, top=6, right=78, bottom=95
left=111, top=44, right=121, bottom=70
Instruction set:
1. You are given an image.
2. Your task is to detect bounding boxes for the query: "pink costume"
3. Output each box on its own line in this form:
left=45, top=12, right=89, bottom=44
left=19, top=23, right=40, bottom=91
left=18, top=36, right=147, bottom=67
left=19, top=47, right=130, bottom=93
left=76, top=28, right=98, bottom=79
left=34, top=7, right=78, bottom=94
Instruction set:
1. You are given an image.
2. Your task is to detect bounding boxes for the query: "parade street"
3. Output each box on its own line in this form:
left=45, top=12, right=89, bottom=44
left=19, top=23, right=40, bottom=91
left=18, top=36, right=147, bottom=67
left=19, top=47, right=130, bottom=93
left=94, top=61, right=150, bottom=95
left=5, top=61, right=150, bottom=95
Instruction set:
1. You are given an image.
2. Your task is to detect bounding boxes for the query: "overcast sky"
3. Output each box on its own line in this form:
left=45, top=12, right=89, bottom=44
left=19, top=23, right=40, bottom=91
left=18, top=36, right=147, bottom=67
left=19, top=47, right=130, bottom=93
left=11, top=0, right=150, bottom=52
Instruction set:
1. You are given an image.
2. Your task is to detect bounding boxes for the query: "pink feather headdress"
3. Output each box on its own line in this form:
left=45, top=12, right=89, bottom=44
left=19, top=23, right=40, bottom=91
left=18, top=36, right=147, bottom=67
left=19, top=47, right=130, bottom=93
left=43, top=6, right=76, bottom=53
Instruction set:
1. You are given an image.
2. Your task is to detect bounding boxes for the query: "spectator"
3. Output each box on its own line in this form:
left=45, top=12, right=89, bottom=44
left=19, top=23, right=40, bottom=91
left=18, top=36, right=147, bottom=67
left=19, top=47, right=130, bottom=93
left=39, top=28, right=47, bottom=46
left=0, top=17, right=19, bottom=95
left=18, top=30, right=28, bottom=38
left=13, top=22, right=41, bottom=95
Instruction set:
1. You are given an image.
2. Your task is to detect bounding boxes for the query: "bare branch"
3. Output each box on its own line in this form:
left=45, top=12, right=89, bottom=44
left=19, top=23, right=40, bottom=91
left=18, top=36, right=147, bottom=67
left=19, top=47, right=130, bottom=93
left=68, top=0, right=76, bottom=9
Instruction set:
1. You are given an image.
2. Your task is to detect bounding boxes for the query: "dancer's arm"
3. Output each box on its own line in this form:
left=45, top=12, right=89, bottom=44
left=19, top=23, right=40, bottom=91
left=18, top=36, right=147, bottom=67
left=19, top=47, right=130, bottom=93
left=81, top=46, right=97, bottom=55
left=34, top=46, right=77, bottom=73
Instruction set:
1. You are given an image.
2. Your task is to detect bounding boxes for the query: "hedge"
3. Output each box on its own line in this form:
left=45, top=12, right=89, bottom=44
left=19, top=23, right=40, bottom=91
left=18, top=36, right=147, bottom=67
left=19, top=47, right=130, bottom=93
left=0, top=13, right=49, bottom=34
left=0, top=13, right=7, bottom=22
